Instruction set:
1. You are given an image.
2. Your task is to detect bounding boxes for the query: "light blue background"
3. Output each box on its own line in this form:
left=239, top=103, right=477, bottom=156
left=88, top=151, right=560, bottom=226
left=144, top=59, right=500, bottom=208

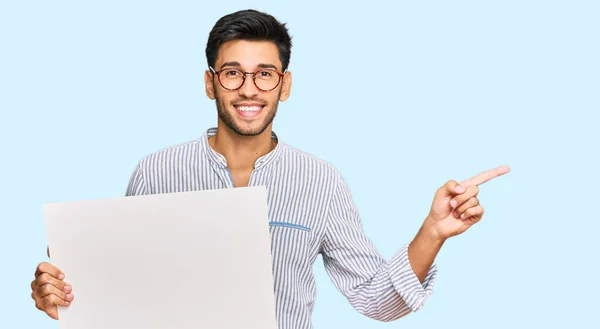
left=1, top=0, right=598, bottom=328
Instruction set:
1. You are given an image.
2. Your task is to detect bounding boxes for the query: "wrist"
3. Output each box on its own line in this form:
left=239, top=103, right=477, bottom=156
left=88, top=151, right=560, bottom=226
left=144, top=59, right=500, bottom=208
left=408, top=218, right=445, bottom=282
left=419, top=216, right=447, bottom=246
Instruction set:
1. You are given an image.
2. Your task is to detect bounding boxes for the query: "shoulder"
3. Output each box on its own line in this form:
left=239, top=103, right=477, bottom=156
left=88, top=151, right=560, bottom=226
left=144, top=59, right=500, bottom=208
left=279, top=142, right=344, bottom=183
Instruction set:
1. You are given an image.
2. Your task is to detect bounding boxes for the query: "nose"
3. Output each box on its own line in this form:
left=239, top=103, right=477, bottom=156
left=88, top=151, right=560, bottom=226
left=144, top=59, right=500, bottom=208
left=238, top=74, right=259, bottom=98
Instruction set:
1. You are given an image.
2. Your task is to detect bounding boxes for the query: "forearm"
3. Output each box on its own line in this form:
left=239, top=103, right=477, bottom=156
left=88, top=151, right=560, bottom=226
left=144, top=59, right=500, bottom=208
left=324, top=246, right=436, bottom=321
left=408, top=217, right=445, bottom=283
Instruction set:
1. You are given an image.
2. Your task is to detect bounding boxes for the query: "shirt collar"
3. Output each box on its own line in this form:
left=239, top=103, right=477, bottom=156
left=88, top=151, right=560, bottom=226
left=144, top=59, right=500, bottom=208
left=201, top=127, right=283, bottom=170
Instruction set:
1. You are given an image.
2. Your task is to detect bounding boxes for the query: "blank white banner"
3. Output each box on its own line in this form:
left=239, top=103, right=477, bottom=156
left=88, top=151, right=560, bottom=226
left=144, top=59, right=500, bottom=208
left=43, top=186, right=277, bottom=329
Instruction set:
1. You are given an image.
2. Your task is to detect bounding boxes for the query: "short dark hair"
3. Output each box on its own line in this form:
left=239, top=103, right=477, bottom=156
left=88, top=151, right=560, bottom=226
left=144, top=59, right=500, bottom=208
left=206, top=9, right=293, bottom=72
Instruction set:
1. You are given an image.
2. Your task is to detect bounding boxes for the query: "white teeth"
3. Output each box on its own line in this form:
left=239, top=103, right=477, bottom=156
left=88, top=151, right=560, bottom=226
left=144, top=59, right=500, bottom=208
left=237, top=106, right=262, bottom=112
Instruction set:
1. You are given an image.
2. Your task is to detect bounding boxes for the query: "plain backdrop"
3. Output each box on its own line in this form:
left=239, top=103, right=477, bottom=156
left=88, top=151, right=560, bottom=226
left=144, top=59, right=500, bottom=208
left=1, top=1, right=598, bottom=328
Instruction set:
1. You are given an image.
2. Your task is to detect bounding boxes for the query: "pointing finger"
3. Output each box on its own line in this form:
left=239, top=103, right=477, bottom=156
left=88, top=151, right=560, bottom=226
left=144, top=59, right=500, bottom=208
left=460, top=165, right=510, bottom=187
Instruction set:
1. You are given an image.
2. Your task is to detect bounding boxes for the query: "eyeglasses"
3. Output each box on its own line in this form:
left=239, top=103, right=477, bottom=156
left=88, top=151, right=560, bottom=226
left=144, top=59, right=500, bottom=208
left=209, top=66, right=284, bottom=92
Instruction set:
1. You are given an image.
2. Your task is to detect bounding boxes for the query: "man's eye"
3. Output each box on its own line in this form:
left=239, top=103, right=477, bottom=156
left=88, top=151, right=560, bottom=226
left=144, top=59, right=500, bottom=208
left=258, top=71, right=273, bottom=77
left=225, top=70, right=241, bottom=77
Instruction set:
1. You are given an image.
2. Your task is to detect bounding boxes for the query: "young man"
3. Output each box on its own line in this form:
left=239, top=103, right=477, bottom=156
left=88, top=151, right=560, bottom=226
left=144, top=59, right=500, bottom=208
left=30, top=9, right=509, bottom=329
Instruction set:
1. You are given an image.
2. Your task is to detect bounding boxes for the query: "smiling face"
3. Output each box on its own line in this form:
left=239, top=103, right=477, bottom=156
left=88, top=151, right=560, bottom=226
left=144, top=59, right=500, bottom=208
left=204, top=40, right=292, bottom=137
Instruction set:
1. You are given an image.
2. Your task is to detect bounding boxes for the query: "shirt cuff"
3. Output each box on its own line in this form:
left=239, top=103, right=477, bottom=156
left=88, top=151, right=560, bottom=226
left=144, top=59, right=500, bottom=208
left=388, top=245, right=437, bottom=312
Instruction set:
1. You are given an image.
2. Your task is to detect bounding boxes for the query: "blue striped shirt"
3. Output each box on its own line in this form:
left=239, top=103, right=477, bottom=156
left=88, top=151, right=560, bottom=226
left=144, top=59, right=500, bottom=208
left=125, top=127, right=437, bottom=329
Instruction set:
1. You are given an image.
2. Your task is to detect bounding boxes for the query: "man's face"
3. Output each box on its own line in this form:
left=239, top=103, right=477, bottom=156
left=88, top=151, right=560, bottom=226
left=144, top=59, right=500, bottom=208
left=204, top=40, right=292, bottom=136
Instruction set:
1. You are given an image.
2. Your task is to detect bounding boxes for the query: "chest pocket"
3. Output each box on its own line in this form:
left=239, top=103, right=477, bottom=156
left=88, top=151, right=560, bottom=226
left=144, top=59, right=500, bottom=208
left=269, top=222, right=312, bottom=267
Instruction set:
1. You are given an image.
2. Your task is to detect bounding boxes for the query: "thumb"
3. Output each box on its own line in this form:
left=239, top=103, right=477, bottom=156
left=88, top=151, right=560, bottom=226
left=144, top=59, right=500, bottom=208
left=435, top=180, right=466, bottom=199
left=48, top=306, right=59, bottom=320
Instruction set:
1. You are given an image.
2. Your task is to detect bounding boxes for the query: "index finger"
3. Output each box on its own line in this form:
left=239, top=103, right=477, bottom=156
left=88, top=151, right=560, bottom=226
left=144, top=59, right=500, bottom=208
left=34, top=273, right=70, bottom=292
left=35, top=262, right=64, bottom=280
left=460, top=165, right=510, bottom=187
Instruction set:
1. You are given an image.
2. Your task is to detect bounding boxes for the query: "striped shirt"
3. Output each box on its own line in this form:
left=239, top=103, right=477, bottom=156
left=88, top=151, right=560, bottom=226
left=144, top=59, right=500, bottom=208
left=125, top=127, right=437, bottom=329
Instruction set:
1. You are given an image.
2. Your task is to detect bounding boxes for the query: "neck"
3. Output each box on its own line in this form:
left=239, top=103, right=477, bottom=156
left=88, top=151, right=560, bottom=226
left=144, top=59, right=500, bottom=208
left=208, top=121, right=277, bottom=170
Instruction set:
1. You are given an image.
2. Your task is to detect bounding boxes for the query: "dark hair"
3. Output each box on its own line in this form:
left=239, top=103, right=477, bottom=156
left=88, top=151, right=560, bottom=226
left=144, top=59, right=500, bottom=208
left=206, top=9, right=293, bottom=72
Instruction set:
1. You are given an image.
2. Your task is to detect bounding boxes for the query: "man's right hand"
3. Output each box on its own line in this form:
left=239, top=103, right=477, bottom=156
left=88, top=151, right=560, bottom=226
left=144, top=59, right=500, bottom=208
left=31, top=262, right=74, bottom=319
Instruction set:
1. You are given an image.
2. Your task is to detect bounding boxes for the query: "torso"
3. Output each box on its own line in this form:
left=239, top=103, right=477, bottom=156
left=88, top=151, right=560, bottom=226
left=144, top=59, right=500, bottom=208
left=126, top=130, right=344, bottom=329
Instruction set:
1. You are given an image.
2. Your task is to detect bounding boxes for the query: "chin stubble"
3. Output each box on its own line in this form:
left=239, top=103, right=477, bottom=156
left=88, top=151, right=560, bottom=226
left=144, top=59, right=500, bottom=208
left=213, top=85, right=281, bottom=137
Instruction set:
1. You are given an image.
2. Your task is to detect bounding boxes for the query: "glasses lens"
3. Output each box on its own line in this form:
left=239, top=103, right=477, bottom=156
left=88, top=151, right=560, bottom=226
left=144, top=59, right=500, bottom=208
left=219, top=69, right=244, bottom=90
left=254, top=70, right=280, bottom=91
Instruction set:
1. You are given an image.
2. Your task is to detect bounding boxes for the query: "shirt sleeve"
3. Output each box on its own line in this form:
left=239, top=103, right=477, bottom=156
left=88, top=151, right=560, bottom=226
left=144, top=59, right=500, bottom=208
left=125, top=162, right=149, bottom=196
left=320, top=175, right=437, bottom=322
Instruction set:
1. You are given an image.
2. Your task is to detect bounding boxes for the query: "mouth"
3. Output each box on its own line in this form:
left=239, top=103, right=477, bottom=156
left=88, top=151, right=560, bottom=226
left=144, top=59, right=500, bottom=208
left=233, top=103, right=265, bottom=118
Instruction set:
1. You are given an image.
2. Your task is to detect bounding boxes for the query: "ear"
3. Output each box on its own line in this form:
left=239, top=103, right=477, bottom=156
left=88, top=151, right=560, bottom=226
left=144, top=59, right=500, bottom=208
left=204, top=70, right=216, bottom=100
left=279, top=71, right=292, bottom=102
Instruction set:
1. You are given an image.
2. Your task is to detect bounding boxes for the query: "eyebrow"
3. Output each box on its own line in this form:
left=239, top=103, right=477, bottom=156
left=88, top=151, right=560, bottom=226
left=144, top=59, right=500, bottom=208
left=219, top=61, right=280, bottom=71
